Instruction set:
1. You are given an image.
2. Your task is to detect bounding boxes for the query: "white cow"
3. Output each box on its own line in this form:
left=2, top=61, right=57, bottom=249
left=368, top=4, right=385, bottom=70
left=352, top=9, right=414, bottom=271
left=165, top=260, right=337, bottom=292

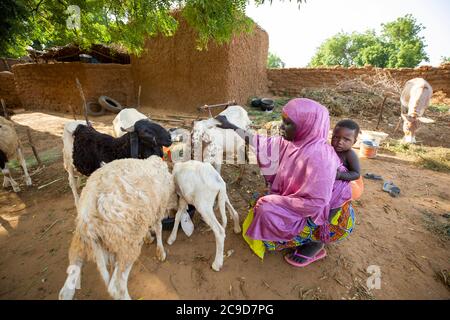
left=400, top=78, right=434, bottom=143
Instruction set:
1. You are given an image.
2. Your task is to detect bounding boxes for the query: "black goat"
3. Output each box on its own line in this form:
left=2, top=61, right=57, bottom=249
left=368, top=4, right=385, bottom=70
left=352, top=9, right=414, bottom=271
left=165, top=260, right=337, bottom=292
left=72, top=119, right=172, bottom=176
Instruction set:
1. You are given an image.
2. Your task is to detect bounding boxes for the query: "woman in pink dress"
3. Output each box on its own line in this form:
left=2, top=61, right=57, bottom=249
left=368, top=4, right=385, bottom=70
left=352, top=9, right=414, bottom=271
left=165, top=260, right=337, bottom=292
left=216, top=98, right=355, bottom=267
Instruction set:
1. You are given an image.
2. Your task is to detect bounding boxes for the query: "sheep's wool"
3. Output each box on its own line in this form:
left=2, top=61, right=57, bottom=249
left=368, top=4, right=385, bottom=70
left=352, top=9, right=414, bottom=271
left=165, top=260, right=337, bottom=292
left=73, top=156, right=175, bottom=270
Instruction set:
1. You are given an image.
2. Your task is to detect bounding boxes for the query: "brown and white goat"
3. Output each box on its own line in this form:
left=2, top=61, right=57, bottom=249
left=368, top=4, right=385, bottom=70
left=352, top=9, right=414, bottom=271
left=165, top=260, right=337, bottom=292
left=0, top=116, right=32, bottom=192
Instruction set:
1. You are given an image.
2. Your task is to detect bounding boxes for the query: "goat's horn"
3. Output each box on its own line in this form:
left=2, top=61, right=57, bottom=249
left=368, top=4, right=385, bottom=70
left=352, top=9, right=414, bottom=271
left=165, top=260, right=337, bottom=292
left=120, top=126, right=135, bottom=133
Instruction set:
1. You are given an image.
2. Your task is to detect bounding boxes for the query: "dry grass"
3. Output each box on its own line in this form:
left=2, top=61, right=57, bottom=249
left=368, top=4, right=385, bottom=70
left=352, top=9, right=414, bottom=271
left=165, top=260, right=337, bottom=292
left=8, top=147, right=61, bottom=171
left=381, top=139, right=450, bottom=173
left=420, top=210, right=450, bottom=241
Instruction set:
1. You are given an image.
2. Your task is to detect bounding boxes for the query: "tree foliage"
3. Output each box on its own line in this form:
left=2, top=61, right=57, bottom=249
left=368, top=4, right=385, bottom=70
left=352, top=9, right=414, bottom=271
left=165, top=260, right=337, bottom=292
left=309, top=14, right=429, bottom=68
left=267, top=52, right=285, bottom=68
left=0, top=0, right=305, bottom=58
left=441, top=56, right=450, bottom=64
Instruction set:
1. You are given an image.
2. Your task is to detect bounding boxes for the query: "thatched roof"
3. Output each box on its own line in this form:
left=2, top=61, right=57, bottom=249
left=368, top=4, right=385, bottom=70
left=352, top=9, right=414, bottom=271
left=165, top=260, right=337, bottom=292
left=27, top=44, right=130, bottom=64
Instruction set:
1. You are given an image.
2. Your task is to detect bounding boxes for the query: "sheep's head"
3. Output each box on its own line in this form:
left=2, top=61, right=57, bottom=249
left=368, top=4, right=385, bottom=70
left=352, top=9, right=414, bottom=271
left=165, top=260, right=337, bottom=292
left=127, top=119, right=172, bottom=147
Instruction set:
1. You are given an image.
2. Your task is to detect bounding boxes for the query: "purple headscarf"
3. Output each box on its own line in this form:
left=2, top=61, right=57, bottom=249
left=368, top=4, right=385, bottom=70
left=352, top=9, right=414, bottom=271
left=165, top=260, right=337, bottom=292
left=247, top=98, right=351, bottom=242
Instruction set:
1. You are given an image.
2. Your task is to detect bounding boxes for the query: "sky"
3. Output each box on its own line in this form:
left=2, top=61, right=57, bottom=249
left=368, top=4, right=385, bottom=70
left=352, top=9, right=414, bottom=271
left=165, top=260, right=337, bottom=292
left=245, top=0, right=450, bottom=67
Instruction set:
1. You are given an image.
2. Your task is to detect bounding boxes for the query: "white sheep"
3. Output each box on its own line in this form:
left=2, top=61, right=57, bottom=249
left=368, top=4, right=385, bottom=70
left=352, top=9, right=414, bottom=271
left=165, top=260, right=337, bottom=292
left=112, top=108, right=148, bottom=138
left=0, top=116, right=32, bottom=192
left=59, top=156, right=175, bottom=300
left=190, top=105, right=252, bottom=174
left=400, top=78, right=434, bottom=143
left=167, top=160, right=241, bottom=272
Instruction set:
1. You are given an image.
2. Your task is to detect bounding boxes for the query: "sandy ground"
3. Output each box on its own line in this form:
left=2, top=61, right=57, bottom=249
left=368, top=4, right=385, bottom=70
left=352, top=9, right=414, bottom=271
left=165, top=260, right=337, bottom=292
left=0, top=107, right=449, bottom=300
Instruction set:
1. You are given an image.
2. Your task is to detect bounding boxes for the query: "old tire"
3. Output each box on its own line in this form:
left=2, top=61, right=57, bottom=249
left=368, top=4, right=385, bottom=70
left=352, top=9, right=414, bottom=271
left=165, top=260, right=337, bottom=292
left=260, top=98, right=275, bottom=112
left=98, top=96, right=123, bottom=113
left=251, top=98, right=262, bottom=108
left=86, top=101, right=105, bottom=116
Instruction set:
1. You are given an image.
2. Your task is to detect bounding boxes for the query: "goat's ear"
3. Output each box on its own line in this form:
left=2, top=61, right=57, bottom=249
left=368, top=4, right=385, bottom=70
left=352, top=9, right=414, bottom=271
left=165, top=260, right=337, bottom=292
left=417, top=117, right=435, bottom=124
left=121, top=125, right=135, bottom=133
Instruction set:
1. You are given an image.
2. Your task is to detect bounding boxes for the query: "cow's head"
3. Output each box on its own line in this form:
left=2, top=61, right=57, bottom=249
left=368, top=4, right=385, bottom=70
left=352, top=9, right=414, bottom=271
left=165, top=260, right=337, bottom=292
left=401, top=114, right=435, bottom=144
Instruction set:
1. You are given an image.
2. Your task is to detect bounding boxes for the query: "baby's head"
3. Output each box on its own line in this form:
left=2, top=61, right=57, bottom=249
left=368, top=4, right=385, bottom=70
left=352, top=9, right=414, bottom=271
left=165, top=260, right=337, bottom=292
left=331, top=119, right=360, bottom=152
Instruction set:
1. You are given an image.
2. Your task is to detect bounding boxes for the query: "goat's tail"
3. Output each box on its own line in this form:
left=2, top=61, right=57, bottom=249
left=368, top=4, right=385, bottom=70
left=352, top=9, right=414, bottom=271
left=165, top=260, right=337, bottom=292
left=217, top=187, right=228, bottom=230
left=219, top=184, right=241, bottom=234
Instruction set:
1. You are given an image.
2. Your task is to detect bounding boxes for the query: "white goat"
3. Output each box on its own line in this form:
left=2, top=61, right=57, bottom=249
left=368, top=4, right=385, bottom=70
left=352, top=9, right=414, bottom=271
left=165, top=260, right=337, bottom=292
left=112, top=108, right=148, bottom=138
left=0, top=116, right=32, bottom=192
left=167, top=160, right=241, bottom=272
left=190, top=105, right=252, bottom=174
left=400, top=78, right=434, bottom=143
left=59, top=156, right=175, bottom=300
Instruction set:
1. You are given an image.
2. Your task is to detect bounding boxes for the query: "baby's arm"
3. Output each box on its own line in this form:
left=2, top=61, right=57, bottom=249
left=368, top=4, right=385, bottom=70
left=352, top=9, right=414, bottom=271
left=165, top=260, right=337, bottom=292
left=336, top=150, right=361, bottom=181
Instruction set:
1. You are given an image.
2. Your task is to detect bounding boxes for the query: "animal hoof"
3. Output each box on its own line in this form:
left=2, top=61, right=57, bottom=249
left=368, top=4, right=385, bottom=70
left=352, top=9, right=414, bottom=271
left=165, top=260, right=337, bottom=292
left=157, top=248, right=166, bottom=262
left=58, top=288, right=75, bottom=300
left=167, top=237, right=175, bottom=246
left=25, top=178, right=32, bottom=186
left=212, top=262, right=222, bottom=272
left=234, top=226, right=242, bottom=234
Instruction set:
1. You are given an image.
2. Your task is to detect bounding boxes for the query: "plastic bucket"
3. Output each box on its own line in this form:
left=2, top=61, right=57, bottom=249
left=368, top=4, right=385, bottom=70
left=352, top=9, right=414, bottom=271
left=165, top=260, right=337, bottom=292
left=360, top=140, right=378, bottom=158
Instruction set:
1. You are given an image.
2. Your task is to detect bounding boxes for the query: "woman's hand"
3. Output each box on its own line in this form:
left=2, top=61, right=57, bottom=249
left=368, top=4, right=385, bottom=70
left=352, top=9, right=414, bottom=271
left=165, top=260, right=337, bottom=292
left=215, top=115, right=236, bottom=130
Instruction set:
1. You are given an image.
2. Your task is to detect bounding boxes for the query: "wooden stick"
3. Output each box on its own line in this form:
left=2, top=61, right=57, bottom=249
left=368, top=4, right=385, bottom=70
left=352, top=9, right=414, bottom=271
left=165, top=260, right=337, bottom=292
left=26, top=128, right=42, bottom=166
left=37, top=177, right=62, bottom=190
left=69, top=104, right=77, bottom=120
left=137, top=85, right=141, bottom=109
left=375, top=96, right=387, bottom=130
left=151, top=117, right=184, bottom=123
left=198, top=100, right=237, bottom=111
left=1, top=98, right=9, bottom=119
left=393, top=117, right=402, bottom=134
left=38, top=218, right=63, bottom=239
left=75, top=78, right=90, bottom=126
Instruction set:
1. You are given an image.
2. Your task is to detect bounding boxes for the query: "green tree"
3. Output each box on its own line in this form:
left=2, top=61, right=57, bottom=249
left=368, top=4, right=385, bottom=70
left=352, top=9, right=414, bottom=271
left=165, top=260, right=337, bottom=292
left=0, top=0, right=305, bottom=58
left=309, top=14, right=429, bottom=68
left=267, top=52, right=285, bottom=68
left=440, top=56, right=450, bottom=64
left=381, top=14, right=429, bottom=67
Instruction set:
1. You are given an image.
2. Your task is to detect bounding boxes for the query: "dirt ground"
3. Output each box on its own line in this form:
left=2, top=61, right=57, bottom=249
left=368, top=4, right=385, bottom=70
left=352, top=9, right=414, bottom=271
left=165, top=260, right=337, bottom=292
left=0, top=105, right=449, bottom=300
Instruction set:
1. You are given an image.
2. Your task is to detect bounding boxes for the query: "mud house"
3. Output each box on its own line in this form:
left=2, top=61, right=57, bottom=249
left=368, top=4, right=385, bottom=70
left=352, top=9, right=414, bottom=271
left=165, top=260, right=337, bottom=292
left=2, top=17, right=269, bottom=115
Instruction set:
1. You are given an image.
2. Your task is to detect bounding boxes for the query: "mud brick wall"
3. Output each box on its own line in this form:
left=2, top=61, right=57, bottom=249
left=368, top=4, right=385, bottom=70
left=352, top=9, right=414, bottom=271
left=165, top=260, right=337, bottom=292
left=227, top=24, right=269, bottom=108
left=0, top=71, right=21, bottom=108
left=12, top=63, right=135, bottom=114
left=268, top=64, right=450, bottom=96
left=131, top=16, right=268, bottom=114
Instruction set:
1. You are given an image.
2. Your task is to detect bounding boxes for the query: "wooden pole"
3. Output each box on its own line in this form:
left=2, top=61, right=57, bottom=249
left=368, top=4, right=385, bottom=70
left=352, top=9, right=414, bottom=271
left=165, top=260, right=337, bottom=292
left=75, top=78, right=90, bottom=126
left=137, top=85, right=141, bottom=109
left=69, top=104, right=77, bottom=120
left=1, top=98, right=9, bottom=120
left=375, top=96, right=387, bottom=130
left=26, top=128, right=42, bottom=166
left=393, top=117, right=403, bottom=134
